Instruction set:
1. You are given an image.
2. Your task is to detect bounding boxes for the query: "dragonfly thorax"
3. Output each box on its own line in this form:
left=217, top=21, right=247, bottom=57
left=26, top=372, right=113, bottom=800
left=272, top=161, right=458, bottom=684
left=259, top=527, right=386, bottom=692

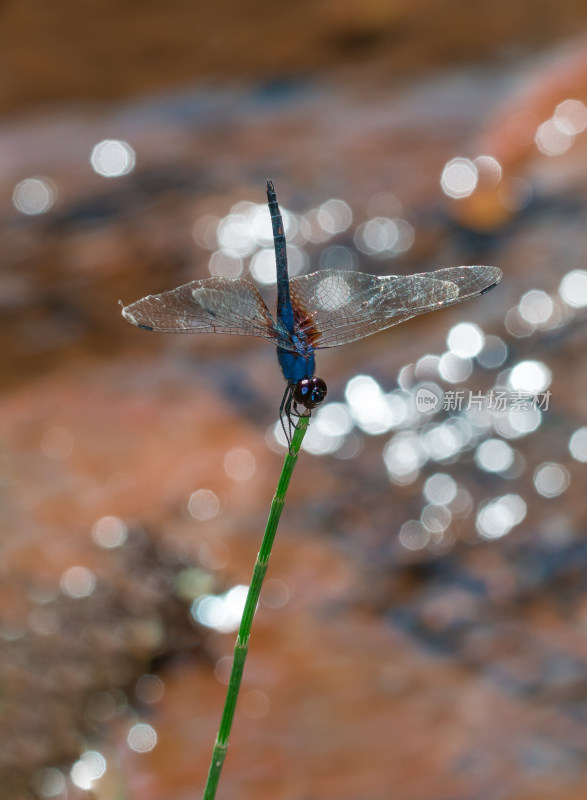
left=293, top=377, right=327, bottom=410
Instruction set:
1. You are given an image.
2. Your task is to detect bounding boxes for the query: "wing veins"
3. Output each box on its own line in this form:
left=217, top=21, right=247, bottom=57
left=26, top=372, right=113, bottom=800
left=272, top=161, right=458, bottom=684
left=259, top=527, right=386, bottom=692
left=121, top=277, right=285, bottom=344
left=289, top=266, right=501, bottom=349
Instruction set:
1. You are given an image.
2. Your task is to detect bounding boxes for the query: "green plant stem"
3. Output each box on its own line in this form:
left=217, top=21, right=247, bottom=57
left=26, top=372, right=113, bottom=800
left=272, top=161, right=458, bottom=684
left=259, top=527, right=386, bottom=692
left=202, top=413, right=310, bottom=800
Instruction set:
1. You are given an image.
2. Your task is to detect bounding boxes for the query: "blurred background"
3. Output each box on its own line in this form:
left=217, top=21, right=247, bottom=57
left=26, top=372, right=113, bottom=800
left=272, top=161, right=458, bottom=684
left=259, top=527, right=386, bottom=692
left=2, top=1, right=587, bottom=798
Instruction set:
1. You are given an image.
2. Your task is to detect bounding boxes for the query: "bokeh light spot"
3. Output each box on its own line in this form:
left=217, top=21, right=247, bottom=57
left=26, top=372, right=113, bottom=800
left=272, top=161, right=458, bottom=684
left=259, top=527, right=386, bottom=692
left=135, top=674, right=165, bottom=704
left=91, top=516, right=127, bottom=549
left=504, top=307, right=534, bottom=338
left=223, top=447, right=256, bottom=481
left=302, top=208, right=335, bottom=243
left=354, top=217, right=414, bottom=256
left=554, top=99, right=587, bottom=134
left=214, top=655, right=233, bottom=685
left=345, top=374, right=397, bottom=434
left=261, top=578, right=290, bottom=609
left=127, top=723, right=157, bottom=753
left=32, top=767, right=66, bottom=798
left=217, top=212, right=256, bottom=256
left=198, top=540, right=230, bottom=571
left=208, top=250, right=243, bottom=279
left=569, top=427, right=587, bottom=462
left=508, top=360, right=551, bottom=393
left=494, top=407, right=542, bottom=439
left=192, top=585, right=247, bottom=633
left=422, top=421, right=463, bottom=461
left=535, top=118, right=574, bottom=156
left=447, top=322, right=484, bottom=358
left=318, top=198, right=352, bottom=234
left=70, top=762, right=92, bottom=791
left=192, top=214, right=220, bottom=250
left=477, top=335, right=508, bottom=369
left=241, top=689, right=270, bottom=720
left=415, top=355, right=440, bottom=380
left=440, top=157, right=478, bottom=198
left=421, top=503, right=452, bottom=533
left=476, top=494, right=526, bottom=539
left=383, top=431, right=426, bottom=485
left=474, top=155, right=502, bottom=186
left=475, top=438, right=514, bottom=473
left=188, top=489, right=220, bottom=521
left=90, top=140, right=135, bottom=177
left=60, top=566, right=96, bottom=598
left=71, top=751, right=107, bottom=789
left=423, top=472, right=457, bottom=505
left=498, top=177, right=532, bottom=211
left=533, top=462, right=570, bottom=498
left=518, top=290, right=554, bottom=325
left=80, top=751, right=106, bottom=782
left=250, top=245, right=306, bottom=284
left=399, top=520, right=430, bottom=550
left=301, top=422, right=344, bottom=456
left=13, top=177, right=56, bottom=215
left=319, top=244, right=358, bottom=272
left=439, top=352, right=473, bottom=383
left=559, top=270, right=587, bottom=308
left=451, top=486, right=474, bottom=518
left=315, top=402, right=354, bottom=438
left=249, top=248, right=276, bottom=284
left=314, top=272, right=351, bottom=310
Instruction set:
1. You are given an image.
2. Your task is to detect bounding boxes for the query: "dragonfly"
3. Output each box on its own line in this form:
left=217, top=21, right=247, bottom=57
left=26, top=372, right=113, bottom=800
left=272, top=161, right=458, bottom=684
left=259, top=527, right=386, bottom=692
left=121, top=180, right=502, bottom=447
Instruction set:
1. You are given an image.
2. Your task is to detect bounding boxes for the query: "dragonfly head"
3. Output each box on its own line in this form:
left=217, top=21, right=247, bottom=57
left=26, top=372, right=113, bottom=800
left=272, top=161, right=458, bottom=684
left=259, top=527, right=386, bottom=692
left=292, top=377, right=328, bottom=410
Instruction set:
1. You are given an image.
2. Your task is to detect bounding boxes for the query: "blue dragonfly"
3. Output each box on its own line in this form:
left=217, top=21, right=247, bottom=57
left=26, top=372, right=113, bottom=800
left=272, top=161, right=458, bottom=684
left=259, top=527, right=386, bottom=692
left=121, top=181, right=502, bottom=446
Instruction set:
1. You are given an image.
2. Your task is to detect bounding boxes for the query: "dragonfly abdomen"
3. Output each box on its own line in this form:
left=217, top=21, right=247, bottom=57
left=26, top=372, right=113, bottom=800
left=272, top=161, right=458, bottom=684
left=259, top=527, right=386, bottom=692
left=277, top=346, right=316, bottom=384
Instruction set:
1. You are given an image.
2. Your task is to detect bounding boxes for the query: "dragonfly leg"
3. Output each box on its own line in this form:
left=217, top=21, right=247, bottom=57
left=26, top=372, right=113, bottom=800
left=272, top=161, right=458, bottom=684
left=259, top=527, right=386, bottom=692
left=279, top=384, right=296, bottom=451
left=290, top=399, right=304, bottom=419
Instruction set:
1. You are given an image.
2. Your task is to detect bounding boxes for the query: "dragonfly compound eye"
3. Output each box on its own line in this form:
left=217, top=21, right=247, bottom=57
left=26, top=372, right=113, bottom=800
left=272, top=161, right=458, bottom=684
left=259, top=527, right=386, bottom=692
left=293, top=378, right=328, bottom=410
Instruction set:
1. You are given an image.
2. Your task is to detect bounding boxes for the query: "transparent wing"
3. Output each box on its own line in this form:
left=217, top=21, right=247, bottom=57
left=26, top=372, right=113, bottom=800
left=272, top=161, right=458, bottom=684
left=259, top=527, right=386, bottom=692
left=121, top=277, right=285, bottom=344
left=289, top=266, right=502, bottom=349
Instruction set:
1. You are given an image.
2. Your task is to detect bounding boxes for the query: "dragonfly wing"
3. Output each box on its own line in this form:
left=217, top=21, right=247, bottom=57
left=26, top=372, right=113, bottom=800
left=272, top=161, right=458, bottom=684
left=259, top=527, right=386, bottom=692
left=289, top=266, right=502, bottom=349
left=121, top=277, right=283, bottom=344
